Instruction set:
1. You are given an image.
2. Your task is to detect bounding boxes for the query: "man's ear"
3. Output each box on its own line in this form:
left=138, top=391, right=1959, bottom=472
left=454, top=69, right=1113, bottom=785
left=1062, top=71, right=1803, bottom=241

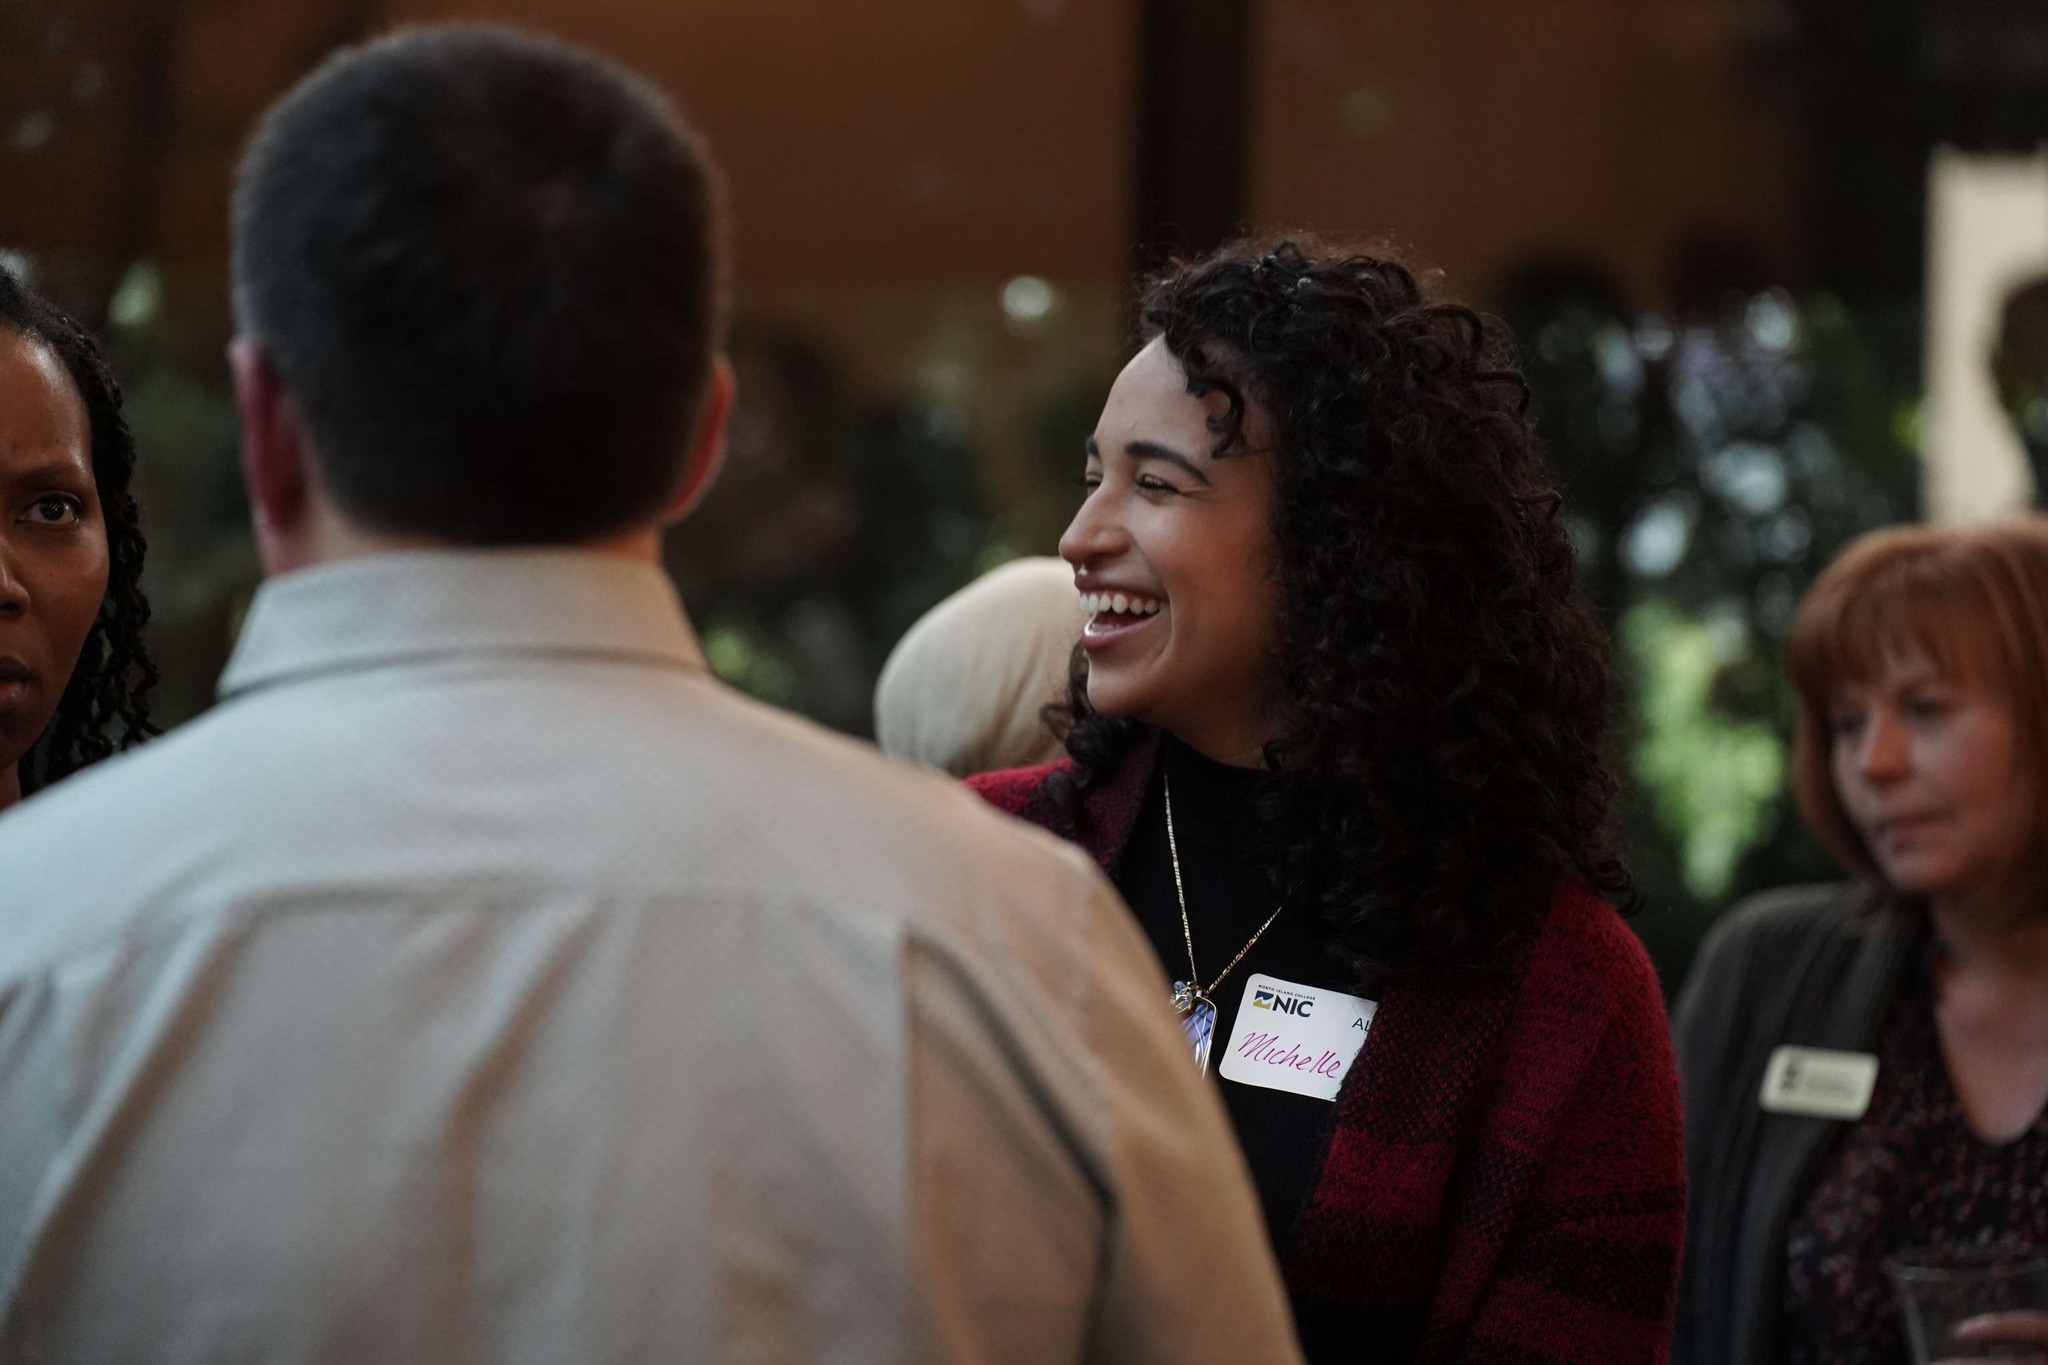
left=228, top=336, right=311, bottom=556
left=659, top=354, right=735, bottom=525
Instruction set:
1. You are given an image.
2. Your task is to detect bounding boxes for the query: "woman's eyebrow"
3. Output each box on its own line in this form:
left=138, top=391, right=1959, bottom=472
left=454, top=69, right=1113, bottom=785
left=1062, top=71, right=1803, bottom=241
left=1127, top=441, right=1210, bottom=484
left=1081, top=439, right=1204, bottom=489
left=0, top=458, right=95, bottom=489
left=1081, top=436, right=1213, bottom=485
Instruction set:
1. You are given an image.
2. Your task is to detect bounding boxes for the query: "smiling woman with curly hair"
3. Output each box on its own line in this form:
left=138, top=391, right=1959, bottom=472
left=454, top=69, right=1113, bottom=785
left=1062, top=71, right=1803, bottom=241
left=971, top=238, right=1685, bottom=1364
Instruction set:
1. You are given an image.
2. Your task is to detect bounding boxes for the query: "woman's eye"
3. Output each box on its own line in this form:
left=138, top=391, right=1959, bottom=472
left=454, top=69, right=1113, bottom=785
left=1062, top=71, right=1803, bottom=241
left=23, top=495, right=83, bottom=526
left=1136, top=474, right=1178, bottom=494
left=1828, top=713, right=1866, bottom=740
left=1076, top=474, right=1101, bottom=493
left=1905, top=696, right=1950, bottom=721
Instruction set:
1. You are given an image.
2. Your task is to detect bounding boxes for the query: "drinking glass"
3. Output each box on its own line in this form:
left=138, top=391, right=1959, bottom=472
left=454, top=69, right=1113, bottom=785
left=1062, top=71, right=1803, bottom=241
left=1886, top=1246, right=2048, bottom=1363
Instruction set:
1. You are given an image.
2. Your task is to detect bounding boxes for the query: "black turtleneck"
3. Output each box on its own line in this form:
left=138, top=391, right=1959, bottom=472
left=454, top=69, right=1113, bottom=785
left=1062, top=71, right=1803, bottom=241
left=1112, top=735, right=1369, bottom=1252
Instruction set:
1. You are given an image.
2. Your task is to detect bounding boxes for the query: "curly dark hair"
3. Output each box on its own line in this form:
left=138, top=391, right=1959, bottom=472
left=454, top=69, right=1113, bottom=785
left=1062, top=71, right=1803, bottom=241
left=1050, top=238, right=1629, bottom=977
left=0, top=269, right=158, bottom=794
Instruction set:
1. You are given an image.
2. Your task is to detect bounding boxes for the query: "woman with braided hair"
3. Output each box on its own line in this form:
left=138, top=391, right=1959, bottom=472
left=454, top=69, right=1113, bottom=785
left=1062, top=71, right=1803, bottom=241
left=971, top=238, right=1684, bottom=1362
left=0, top=268, right=156, bottom=810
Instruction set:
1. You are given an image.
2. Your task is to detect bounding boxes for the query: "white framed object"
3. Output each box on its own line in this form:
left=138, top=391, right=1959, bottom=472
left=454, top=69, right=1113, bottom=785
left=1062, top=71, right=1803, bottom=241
left=1924, top=147, right=2048, bottom=522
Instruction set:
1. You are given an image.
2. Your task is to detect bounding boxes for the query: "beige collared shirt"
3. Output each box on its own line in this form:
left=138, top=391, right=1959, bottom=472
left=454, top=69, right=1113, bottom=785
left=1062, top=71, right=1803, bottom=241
left=0, top=550, right=1298, bottom=1365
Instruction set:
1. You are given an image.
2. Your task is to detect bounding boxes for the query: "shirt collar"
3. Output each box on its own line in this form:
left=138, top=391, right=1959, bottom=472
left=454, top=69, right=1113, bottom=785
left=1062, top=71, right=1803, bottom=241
left=217, top=548, right=708, bottom=701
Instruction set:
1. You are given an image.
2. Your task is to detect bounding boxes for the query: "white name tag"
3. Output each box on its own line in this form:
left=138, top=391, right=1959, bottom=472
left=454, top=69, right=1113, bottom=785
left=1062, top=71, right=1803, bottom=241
left=1217, top=973, right=1377, bottom=1101
left=1759, top=1045, right=1879, bottom=1120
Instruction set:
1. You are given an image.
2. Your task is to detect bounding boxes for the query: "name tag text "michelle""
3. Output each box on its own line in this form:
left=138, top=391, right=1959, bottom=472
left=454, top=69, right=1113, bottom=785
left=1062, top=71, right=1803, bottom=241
left=1217, top=973, right=1376, bottom=1101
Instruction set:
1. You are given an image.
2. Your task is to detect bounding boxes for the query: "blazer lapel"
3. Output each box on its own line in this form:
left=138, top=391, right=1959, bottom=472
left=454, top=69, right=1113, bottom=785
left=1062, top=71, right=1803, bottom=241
left=1725, top=895, right=1918, bottom=1365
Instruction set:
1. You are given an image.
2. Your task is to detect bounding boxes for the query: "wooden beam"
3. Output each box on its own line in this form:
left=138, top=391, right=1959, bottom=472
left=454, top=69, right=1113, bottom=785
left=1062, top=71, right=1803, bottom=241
left=1131, top=0, right=1253, bottom=286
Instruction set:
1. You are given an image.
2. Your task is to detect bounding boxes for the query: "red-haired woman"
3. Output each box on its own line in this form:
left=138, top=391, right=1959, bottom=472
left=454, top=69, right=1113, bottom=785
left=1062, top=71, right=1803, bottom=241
left=1676, top=518, right=2048, bottom=1365
left=972, top=239, right=1684, bottom=1364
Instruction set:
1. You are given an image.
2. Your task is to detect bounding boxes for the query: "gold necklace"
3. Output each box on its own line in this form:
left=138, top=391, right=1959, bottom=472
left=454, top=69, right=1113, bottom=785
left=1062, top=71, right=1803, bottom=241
left=1164, top=772, right=1285, bottom=1074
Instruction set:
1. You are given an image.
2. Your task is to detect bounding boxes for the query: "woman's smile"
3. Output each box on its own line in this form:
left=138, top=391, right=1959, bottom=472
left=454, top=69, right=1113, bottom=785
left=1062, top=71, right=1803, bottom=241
left=1079, top=585, right=1166, bottom=646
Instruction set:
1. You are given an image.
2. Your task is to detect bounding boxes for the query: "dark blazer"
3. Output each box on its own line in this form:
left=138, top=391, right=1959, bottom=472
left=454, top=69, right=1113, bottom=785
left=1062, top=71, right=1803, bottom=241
left=971, top=735, right=1687, bottom=1364
left=1671, top=881, right=1921, bottom=1365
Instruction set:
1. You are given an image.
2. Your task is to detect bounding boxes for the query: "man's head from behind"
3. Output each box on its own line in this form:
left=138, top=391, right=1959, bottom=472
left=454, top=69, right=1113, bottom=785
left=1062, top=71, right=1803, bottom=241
left=229, top=24, right=731, bottom=571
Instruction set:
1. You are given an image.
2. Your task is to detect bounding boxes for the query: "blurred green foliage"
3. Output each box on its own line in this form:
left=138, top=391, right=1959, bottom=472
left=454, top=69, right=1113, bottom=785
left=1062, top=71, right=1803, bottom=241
left=1499, top=268, right=1922, bottom=992
left=1625, top=601, right=1786, bottom=902
left=93, top=262, right=257, bottom=731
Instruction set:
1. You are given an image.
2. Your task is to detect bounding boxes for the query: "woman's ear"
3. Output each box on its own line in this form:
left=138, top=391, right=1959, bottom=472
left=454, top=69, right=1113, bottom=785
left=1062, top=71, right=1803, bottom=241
left=660, top=355, right=735, bottom=526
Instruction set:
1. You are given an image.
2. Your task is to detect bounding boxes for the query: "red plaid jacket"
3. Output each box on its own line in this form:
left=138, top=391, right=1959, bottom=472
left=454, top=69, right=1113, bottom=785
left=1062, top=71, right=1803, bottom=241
left=969, top=739, right=1684, bottom=1364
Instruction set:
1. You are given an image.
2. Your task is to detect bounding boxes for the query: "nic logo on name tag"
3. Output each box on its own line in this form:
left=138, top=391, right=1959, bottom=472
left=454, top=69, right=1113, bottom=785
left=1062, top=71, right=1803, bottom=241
left=1218, top=973, right=1377, bottom=1101
left=1759, top=1045, right=1879, bottom=1120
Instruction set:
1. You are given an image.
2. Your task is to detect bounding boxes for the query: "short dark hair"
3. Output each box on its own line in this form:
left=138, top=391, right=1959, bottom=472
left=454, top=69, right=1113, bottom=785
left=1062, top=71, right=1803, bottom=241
left=232, top=24, right=726, bottom=544
left=0, top=268, right=158, bottom=792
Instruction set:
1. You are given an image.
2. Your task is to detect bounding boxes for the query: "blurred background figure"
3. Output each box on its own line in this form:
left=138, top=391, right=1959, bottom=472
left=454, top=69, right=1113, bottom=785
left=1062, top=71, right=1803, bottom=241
left=1992, top=274, right=2048, bottom=506
left=874, top=554, right=1076, bottom=775
left=1675, top=518, right=2048, bottom=1365
left=0, top=267, right=154, bottom=810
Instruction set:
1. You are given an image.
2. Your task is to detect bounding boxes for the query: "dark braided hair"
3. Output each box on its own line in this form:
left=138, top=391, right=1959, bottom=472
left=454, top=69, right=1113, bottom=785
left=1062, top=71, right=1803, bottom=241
left=0, top=269, right=158, bottom=794
left=1050, top=238, right=1629, bottom=978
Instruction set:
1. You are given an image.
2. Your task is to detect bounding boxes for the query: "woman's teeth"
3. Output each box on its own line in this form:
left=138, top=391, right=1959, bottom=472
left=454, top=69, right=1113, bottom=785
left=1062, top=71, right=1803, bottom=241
left=1079, top=592, right=1164, bottom=617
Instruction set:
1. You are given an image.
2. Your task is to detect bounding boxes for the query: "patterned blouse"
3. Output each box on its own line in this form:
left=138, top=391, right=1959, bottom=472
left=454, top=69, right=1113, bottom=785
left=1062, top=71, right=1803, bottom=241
left=1782, top=949, right=2048, bottom=1364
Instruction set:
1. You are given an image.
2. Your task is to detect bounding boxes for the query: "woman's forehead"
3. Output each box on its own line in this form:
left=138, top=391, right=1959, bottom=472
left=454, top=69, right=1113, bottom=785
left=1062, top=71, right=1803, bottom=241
left=0, top=327, right=88, bottom=463
left=1832, top=650, right=1937, bottom=692
left=1097, top=348, right=1217, bottom=445
left=1099, top=338, right=1271, bottom=461
left=1106, top=338, right=1206, bottom=411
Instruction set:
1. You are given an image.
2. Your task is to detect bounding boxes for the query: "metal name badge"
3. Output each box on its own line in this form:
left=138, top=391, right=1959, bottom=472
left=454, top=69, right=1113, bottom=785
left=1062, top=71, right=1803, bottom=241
left=1759, top=1045, right=1880, bottom=1121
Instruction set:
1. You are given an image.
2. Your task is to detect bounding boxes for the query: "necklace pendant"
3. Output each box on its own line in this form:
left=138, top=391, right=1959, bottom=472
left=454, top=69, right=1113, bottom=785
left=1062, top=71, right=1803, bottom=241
left=1181, top=993, right=1218, bottom=1076
left=1161, top=773, right=1284, bottom=1075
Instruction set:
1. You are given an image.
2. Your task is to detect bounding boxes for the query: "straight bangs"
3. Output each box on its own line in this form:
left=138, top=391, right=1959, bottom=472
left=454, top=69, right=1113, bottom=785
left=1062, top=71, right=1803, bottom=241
left=1785, top=519, right=2048, bottom=879
left=1787, top=532, right=2006, bottom=707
